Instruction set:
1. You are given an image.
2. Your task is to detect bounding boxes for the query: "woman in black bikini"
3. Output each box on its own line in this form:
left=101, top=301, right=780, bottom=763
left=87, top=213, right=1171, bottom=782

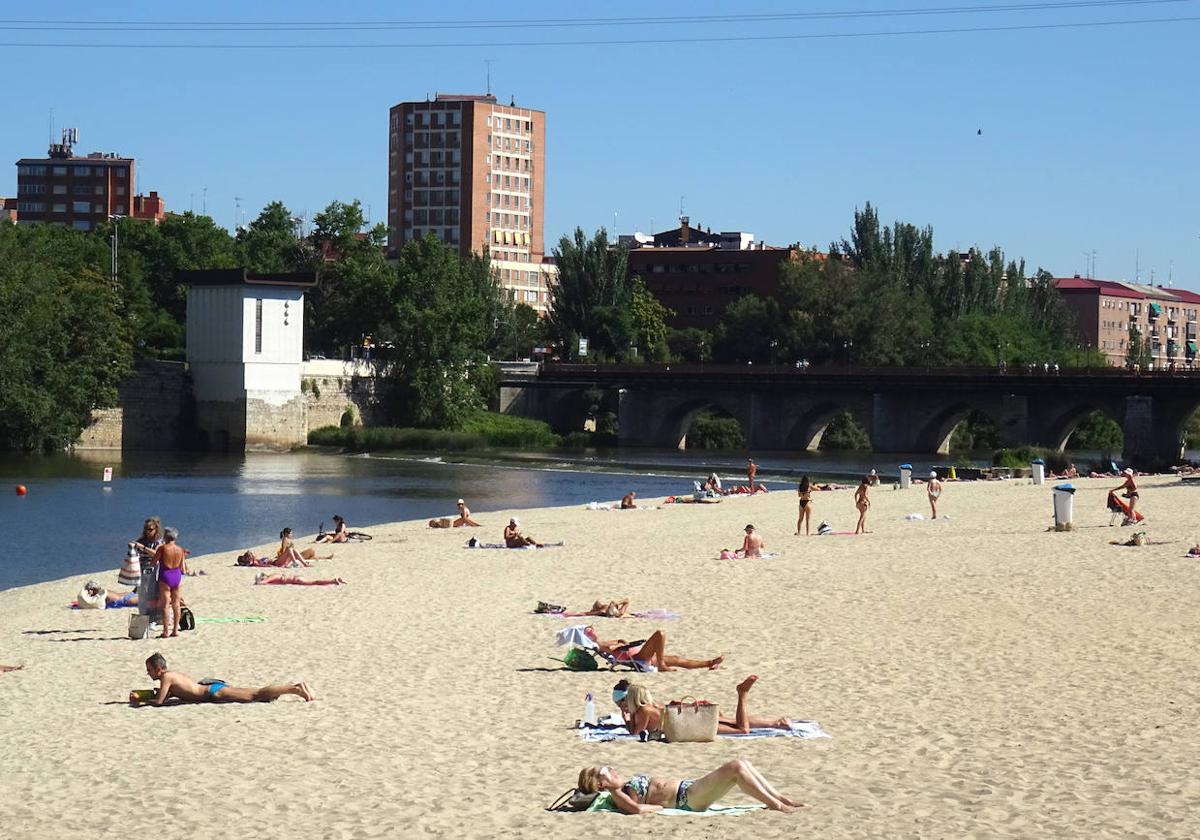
left=576, top=760, right=803, bottom=814
left=796, top=476, right=813, bottom=536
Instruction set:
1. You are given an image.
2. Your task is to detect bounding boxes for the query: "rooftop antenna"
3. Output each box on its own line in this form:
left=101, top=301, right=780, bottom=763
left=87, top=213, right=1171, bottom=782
left=1135, top=250, right=1140, bottom=283
left=202, top=187, right=207, bottom=216
left=1168, top=261, right=1174, bottom=287
left=679, top=195, right=685, bottom=222
left=48, top=108, right=53, bottom=145
left=234, top=195, right=243, bottom=231
left=485, top=59, right=494, bottom=95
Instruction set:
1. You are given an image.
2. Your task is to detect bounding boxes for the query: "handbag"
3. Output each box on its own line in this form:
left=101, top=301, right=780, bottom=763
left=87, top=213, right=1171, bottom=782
left=128, top=614, right=150, bottom=640
left=178, top=606, right=195, bottom=631
left=662, top=697, right=719, bottom=743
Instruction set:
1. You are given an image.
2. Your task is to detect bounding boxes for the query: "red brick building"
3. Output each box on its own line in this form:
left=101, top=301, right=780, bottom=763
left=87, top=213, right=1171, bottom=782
left=624, top=218, right=804, bottom=329
left=387, top=93, right=553, bottom=312
left=1055, top=275, right=1200, bottom=367
left=132, top=190, right=166, bottom=223
left=15, top=130, right=136, bottom=231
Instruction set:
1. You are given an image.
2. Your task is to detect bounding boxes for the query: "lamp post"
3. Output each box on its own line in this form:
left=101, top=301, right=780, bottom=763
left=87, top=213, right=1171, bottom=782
left=919, top=340, right=931, bottom=373
left=769, top=338, right=779, bottom=367
left=842, top=339, right=854, bottom=368
left=107, top=214, right=125, bottom=290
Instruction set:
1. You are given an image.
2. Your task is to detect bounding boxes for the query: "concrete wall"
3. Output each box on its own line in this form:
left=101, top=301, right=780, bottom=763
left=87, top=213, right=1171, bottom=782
left=75, top=361, right=191, bottom=451
left=302, top=360, right=390, bottom=430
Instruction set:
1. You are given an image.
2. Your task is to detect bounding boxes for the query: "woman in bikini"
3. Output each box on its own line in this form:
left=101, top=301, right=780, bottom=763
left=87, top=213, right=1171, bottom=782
left=583, top=627, right=723, bottom=672
left=612, top=675, right=794, bottom=739
left=1116, top=469, right=1140, bottom=521
left=274, top=528, right=333, bottom=567
left=576, top=760, right=803, bottom=814
left=796, top=476, right=813, bottom=536
left=314, top=515, right=349, bottom=544
left=854, top=475, right=871, bottom=535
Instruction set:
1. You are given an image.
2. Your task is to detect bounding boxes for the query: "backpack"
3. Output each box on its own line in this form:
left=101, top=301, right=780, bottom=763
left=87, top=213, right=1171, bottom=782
left=545, top=788, right=599, bottom=812
left=561, top=647, right=600, bottom=671
left=178, top=606, right=195, bottom=631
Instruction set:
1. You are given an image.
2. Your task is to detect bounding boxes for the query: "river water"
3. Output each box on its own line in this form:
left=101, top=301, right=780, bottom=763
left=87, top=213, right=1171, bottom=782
left=0, top=446, right=1147, bottom=591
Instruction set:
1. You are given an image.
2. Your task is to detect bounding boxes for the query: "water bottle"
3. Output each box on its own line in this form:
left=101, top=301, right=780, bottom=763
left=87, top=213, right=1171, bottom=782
left=584, top=692, right=596, bottom=726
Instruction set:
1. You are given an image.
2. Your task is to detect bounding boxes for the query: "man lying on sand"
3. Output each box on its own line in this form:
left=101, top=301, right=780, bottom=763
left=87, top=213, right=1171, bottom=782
left=131, top=653, right=315, bottom=706
left=583, top=627, right=723, bottom=672
left=0, top=664, right=22, bottom=674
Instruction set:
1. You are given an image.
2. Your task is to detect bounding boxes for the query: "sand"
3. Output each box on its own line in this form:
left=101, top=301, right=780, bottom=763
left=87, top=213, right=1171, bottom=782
left=1, top=474, right=1198, bottom=838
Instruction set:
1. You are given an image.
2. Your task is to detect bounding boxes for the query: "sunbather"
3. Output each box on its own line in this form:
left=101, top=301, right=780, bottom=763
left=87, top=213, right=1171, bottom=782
left=620, top=491, right=637, bottom=510
left=131, top=653, right=315, bottom=706
left=612, top=675, right=791, bottom=738
left=504, top=517, right=541, bottom=548
left=315, top=515, right=349, bottom=544
left=576, top=759, right=804, bottom=814
left=739, top=524, right=763, bottom=557
left=453, top=499, right=481, bottom=527
left=80, top=580, right=139, bottom=608
left=276, top=528, right=333, bottom=566
left=254, top=573, right=347, bottom=586
left=583, top=627, right=723, bottom=672
left=1, top=664, right=23, bottom=674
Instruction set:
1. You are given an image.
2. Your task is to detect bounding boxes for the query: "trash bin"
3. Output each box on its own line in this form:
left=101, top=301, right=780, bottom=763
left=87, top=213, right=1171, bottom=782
left=899, top=464, right=912, bottom=490
left=1031, top=458, right=1046, bottom=486
left=1052, top=483, right=1076, bottom=531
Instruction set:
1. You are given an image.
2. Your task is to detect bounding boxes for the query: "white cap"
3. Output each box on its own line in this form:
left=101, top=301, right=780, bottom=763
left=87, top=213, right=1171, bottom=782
left=930, top=471, right=938, bottom=478
left=510, top=517, right=519, bottom=526
left=456, top=498, right=465, bottom=505
left=1123, top=468, right=1133, bottom=476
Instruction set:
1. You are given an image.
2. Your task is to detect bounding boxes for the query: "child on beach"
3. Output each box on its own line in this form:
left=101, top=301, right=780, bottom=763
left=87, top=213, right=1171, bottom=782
left=575, top=760, right=803, bottom=814
left=131, top=653, right=315, bottom=706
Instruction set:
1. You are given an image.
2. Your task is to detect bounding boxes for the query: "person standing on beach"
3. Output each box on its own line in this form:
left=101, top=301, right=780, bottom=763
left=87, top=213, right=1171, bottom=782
left=796, top=477, right=814, bottom=535
left=854, top=476, right=871, bottom=535
left=152, top=528, right=187, bottom=638
left=927, top=472, right=943, bottom=519
left=746, top=459, right=757, bottom=490
left=1115, top=469, right=1139, bottom=522
left=132, top=653, right=315, bottom=706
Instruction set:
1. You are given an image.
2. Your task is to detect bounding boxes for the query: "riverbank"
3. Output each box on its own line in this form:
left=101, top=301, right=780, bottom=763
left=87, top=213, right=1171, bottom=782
left=1, top=476, right=1198, bottom=838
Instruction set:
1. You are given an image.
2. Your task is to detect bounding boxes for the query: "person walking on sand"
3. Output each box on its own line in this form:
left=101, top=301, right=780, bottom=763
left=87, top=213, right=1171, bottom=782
left=854, top=475, right=871, bottom=535
left=746, top=459, right=757, bottom=490
left=927, top=471, right=943, bottom=519
left=0, top=664, right=23, bottom=674
left=131, top=653, right=315, bottom=706
left=796, top=476, right=813, bottom=535
left=453, top=499, right=481, bottom=527
left=1115, top=468, right=1140, bottom=523
left=575, top=760, right=804, bottom=814
left=152, top=528, right=187, bottom=638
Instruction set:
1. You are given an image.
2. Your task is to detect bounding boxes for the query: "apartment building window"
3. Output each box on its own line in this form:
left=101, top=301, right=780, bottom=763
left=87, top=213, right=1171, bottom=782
left=74, top=166, right=91, bottom=176
left=17, top=165, right=47, bottom=175
left=73, top=220, right=91, bottom=231
left=116, top=168, right=127, bottom=177
left=17, top=184, right=46, bottom=194
left=254, top=299, right=263, bottom=354
left=74, top=185, right=89, bottom=195
left=406, top=113, right=414, bottom=125
left=51, top=184, right=67, bottom=195
left=17, top=201, right=46, bottom=212
left=94, top=185, right=105, bottom=195
left=52, top=165, right=67, bottom=175
left=451, top=111, right=460, bottom=125
left=52, top=202, right=66, bottom=212
left=116, top=205, right=126, bottom=214
left=72, top=201, right=90, bottom=213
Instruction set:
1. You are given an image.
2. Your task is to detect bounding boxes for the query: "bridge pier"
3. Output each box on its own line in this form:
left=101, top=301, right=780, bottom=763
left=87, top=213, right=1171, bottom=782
left=1120, top=395, right=1190, bottom=466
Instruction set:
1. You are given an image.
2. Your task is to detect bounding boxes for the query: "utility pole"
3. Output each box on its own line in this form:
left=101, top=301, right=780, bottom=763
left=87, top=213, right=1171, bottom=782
left=108, top=214, right=125, bottom=289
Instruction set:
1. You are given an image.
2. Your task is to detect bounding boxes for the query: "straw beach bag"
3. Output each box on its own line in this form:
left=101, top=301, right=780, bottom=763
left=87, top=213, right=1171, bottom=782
left=662, top=698, right=719, bottom=743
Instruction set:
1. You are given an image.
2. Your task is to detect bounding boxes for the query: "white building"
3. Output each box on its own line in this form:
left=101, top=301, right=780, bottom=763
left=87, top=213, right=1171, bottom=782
left=184, top=269, right=315, bottom=450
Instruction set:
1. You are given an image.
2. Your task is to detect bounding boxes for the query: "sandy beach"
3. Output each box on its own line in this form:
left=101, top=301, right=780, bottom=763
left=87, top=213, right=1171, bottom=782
left=1, top=473, right=1198, bottom=838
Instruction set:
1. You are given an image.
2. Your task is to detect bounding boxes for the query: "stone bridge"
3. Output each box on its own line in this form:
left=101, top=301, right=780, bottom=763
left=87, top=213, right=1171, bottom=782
left=498, top=364, right=1200, bottom=465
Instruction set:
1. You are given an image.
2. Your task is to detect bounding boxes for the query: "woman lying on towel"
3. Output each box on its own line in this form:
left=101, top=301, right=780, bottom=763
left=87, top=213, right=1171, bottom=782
left=254, top=573, right=347, bottom=586
left=576, top=760, right=804, bottom=814
left=612, top=676, right=793, bottom=738
left=583, top=627, right=723, bottom=672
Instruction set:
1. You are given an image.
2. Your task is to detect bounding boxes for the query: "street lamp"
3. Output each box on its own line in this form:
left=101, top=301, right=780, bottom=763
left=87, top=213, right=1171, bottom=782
left=107, top=214, right=125, bottom=289
left=843, top=339, right=854, bottom=368
left=769, top=338, right=779, bottom=367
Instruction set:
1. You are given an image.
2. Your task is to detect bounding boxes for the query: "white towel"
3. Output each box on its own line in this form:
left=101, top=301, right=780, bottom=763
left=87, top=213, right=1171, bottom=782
left=555, top=624, right=596, bottom=649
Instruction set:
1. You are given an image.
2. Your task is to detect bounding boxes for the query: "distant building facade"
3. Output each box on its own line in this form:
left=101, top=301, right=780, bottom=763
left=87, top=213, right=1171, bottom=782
left=1055, top=276, right=1200, bottom=367
left=132, top=190, right=166, bottom=223
left=386, top=93, right=553, bottom=313
left=13, top=128, right=163, bottom=230
left=622, top=217, right=803, bottom=329
left=1, top=197, right=15, bottom=223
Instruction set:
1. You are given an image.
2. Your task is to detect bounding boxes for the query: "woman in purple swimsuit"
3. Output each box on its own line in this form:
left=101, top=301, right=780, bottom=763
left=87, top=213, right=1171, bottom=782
left=152, top=528, right=187, bottom=638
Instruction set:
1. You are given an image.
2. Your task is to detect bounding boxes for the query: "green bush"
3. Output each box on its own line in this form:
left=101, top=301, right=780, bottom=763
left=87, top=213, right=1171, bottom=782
left=459, top=409, right=560, bottom=448
left=308, top=410, right=559, bottom=452
left=685, top=411, right=746, bottom=450
left=560, top=430, right=619, bottom=449
left=1066, top=410, right=1123, bottom=455
left=992, top=446, right=1070, bottom=473
left=820, top=411, right=871, bottom=451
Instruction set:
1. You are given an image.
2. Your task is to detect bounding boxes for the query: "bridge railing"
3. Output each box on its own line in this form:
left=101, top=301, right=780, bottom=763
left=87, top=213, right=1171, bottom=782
left=534, top=362, right=1200, bottom=379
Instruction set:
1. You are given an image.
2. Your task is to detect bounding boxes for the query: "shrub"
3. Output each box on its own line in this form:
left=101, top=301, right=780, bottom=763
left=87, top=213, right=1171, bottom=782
left=560, top=430, right=618, bottom=449
left=992, top=446, right=1070, bottom=473
left=307, top=410, right=559, bottom=452
left=820, top=411, right=871, bottom=451
left=685, top=411, right=746, bottom=450
left=458, top=410, right=560, bottom=448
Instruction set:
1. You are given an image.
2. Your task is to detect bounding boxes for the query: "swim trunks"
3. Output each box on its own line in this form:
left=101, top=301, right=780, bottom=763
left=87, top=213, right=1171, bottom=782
left=675, top=779, right=696, bottom=811
left=205, top=681, right=227, bottom=699
left=158, top=566, right=183, bottom=590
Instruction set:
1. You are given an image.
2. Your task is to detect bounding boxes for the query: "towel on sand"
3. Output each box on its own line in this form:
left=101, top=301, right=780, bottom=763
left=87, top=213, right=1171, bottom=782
left=467, top=539, right=565, bottom=549
left=537, top=608, right=681, bottom=620
left=580, top=719, right=830, bottom=743
left=587, top=791, right=763, bottom=816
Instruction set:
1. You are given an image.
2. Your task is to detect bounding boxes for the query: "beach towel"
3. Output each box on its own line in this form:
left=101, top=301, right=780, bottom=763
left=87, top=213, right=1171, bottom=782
left=580, top=719, right=830, bottom=743
left=467, top=539, right=565, bottom=549
left=719, top=551, right=778, bottom=560
left=555, top=625, right=597, bottom=649
left=586, top=791, right=764, bottom=816
left=537, top=609, right=681, bottom=621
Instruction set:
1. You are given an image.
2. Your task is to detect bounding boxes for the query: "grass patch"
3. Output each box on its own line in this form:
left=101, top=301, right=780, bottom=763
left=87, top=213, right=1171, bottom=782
left=308, top=410, right=559, bottom=452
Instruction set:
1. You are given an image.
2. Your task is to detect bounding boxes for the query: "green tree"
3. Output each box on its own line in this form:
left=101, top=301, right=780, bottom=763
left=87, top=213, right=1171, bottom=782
left=711, top=294, right=785, bottom=363
left=1125, top=325, right=1152, bottom=370
left=380, top=235, right=501, bottom=428
left=628, top=276, right=673, bottom=361
left=0, top=224, right=132, bottom=450
left=237, top=201, right=300, bottom=273
left=548, top=227, right=633, bottom=360
left=489, top=302, right=546, bottom=360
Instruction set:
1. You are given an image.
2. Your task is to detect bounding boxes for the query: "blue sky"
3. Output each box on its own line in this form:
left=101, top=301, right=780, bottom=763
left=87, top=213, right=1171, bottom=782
left=4, top=0, right=1198, bottom=285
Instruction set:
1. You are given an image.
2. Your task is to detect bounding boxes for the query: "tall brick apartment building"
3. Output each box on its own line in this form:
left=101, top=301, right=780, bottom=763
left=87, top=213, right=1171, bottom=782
left=14, top=129, right=164, bottom=228
left=386, top=93, right=554, bottom=312
left=1055, top=275, right=1200, bottom=367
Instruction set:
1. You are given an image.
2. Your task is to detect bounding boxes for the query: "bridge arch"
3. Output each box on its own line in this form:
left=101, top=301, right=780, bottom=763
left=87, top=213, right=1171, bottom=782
left=657, top=397, right=751, bottom=451
left=786, top=402, right=873, bottom=452
left=1042, top=402, right=1126, bottom=453
left=914, top=402, right=1007, bottom=455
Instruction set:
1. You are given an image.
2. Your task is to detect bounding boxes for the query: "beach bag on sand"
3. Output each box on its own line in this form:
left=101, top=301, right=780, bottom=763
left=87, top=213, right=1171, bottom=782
left=561, top=648, right=600, bottom=671
left=178, top=606, right=195, bottom=631
left=128, top=614, right=151, bottom=640
left=545, top=788, right=599, bottom=812
left=662, top=698, right=719, bottom=743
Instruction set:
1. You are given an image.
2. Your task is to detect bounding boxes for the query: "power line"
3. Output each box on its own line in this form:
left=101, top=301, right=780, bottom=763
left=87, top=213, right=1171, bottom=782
left=0, top=0, right=1191, bottom=30
left=0, top=14, right=1195, bottom=48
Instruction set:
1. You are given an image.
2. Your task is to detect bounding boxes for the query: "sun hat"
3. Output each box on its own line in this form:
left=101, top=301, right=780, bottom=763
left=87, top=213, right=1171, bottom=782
left=1123, top=468, right=1133, bottom=476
